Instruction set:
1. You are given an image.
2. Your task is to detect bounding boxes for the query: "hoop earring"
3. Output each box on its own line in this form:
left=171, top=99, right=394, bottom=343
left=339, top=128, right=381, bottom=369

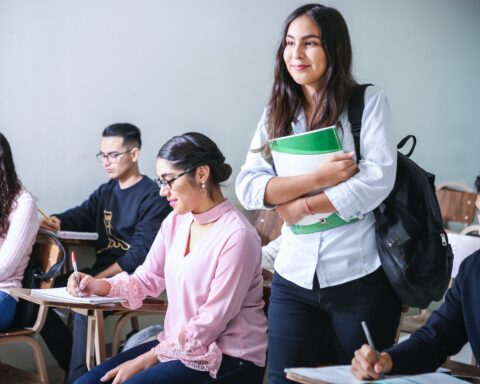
left=201, top=182, right=207, bottom=198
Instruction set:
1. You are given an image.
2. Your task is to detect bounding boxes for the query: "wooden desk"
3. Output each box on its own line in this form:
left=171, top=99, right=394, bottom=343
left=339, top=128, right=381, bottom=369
left=9, top=288, right=167, bottom=369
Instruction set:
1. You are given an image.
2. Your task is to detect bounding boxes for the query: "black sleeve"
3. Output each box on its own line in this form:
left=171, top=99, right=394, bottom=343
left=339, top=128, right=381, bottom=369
left=55, top=185, right=104, bottom=231
left=387, top=259, right=470, bottom=374
left=116, top=190, right=171, bottom=272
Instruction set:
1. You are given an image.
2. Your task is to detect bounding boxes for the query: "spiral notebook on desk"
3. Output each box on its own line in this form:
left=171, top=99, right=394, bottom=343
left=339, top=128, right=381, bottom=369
left=55, top=231, right=99, bottom=241
left=285, top=365, right=467, bottom=383
left=31, top=287, right=126, bottom=304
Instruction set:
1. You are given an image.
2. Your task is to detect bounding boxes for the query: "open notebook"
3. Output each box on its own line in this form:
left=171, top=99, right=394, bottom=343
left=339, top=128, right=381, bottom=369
left=31, top=287, right=125, bottom=304
left=285, top=365, right=468, bottom=384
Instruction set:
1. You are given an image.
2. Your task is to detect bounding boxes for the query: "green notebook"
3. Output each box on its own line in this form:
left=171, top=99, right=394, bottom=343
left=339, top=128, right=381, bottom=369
left=269, top=126, right=354, bottom=235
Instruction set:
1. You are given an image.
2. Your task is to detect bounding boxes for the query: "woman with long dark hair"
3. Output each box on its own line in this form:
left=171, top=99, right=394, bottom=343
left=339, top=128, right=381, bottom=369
left=0, top=132, right=39, bottom=330
left=70, top=132, right=267, bottom=384
left=236, top=4, right=401, bottom=383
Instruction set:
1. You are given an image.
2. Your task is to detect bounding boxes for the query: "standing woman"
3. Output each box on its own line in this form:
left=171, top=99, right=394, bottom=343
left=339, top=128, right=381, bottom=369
left=0, top=132, right=39, bottom=330
left=236, top=4, right=401, bottom=383
left=70, top=132, right=267, bottom=384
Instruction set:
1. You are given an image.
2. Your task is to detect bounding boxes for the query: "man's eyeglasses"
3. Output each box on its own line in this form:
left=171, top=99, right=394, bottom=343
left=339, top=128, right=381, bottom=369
left=96, top=149, right=132, bottom=164
left=154, top=169, right=192, bottom=190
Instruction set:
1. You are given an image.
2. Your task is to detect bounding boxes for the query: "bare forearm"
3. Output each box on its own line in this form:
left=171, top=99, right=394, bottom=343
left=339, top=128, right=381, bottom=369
left=264, top=153, right=358, bottom=206
left=94, top=262, right=122, bottom=279
left=264, top=174, right=320, bottom=206
left=305, top=192, right=336, bottom=214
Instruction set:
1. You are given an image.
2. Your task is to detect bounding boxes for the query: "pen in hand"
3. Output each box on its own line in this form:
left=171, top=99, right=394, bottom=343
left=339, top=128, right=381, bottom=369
left=71, top=251, right=82, bottom=296
left=361, top=320, right=385, bottom=379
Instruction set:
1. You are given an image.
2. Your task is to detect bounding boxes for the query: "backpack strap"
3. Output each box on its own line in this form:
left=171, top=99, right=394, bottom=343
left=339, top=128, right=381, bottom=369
left=348, top=84, right=372, bottom=163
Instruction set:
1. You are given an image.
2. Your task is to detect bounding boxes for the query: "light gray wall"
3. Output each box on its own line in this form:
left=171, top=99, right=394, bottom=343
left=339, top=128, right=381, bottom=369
left=1, top=0, right=479, bottom=213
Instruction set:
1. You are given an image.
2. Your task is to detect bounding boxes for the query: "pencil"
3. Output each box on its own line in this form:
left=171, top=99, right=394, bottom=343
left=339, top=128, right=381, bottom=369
left=37, top=207, right=51, bottom=221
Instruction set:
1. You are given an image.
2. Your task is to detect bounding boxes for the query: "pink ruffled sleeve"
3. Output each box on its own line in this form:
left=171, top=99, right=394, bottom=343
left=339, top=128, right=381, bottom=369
left=107, top=272, right=144, bottom=309
left=152, top=327, right=223, bottom=377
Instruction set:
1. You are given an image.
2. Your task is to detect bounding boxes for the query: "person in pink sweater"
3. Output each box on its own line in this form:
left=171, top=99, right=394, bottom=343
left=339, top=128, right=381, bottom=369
left=0, top=132, right=39, bottom=330
left=68, top=132, right=267, bottom=384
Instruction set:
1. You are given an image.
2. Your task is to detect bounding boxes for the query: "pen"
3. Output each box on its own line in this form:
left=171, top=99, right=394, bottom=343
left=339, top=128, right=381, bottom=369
left=37, top=207, right=51, bottom=221
left=71, top=251, right=81, bottom=289
left=361, top=321, right=385, bottom=379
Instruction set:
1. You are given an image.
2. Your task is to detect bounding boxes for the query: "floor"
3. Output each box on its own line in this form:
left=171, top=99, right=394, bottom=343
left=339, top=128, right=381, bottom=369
left=0, top=311, right=163, bottom=384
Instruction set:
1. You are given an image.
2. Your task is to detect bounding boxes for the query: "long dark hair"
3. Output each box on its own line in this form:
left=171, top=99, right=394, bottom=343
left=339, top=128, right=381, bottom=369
left=157, top=132, right=232, bottom=186
left=0, top=133, right=22, bottom=238
left=267, top=3, right=357, bottom=141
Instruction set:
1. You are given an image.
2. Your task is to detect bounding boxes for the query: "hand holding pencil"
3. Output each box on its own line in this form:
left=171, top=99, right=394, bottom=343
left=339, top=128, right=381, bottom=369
left=37, top=208, right=61, bottom=232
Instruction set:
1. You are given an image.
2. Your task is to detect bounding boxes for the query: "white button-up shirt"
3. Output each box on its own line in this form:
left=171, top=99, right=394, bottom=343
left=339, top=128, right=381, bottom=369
left=236, top=86, right=397, bottom=289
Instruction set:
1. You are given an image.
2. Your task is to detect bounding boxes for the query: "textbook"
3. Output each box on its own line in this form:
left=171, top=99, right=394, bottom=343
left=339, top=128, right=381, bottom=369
left=56, top=231, right=99, bottom=241
left=285, top=365, right=468, bottom=384
left=31, top=287, right=126, bottom=305
left=269, top=126, right=350, bottom=235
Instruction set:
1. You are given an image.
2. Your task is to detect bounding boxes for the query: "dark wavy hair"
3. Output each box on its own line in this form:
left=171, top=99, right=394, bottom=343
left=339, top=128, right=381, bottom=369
left=267, top=3, right=358, bottom=144
left=157, top=132, right=232, bottom=187
left=0, top=133, right=22, bottom=238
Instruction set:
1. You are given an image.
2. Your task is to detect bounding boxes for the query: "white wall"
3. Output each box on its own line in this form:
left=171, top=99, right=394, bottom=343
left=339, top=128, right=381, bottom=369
left=1, top=0, right=479, bottom=213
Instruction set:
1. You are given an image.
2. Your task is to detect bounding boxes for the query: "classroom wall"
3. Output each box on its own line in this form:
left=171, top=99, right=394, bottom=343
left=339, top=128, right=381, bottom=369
left=1, top=0, right=479, bottom=213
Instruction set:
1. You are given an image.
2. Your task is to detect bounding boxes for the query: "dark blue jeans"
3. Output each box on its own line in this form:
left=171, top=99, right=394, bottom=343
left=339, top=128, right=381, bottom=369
left=267, top=267, right=401, bottom=384
left=74, top=340, right=265, bottom=384
left=0, top=291, right=17, bottom=330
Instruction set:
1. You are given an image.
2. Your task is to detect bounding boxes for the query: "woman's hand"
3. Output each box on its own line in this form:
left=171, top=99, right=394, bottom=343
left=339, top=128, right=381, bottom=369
left=39, top=216, right=61, bottom=232
left=67, top=272, right=111, bottom=297
left=101, top=351, right=158, bottom=384
left=276, top=198, right=305, bottom=225
left=313, top=152, right=358, bottom=188
left=351, top=344, right=393, bottom=380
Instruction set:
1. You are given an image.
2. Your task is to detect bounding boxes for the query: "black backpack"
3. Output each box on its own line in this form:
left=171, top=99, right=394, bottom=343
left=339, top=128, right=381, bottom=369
left=348, top=84, right=453, bottom=308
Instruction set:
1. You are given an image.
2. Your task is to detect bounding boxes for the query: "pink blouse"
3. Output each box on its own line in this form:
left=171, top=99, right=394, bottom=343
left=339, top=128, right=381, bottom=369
left=108, top=200, right=267, bottom=377
left=0, top=190, right=39, bottom=294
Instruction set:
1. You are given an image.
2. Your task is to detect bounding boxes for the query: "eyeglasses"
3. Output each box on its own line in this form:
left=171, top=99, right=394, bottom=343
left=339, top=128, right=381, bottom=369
left=96, top=149, right=132, bottom=163
left=154, top=170, right=191, bottom=190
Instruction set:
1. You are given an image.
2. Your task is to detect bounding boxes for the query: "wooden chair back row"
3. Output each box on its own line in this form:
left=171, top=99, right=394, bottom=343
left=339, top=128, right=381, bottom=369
left=0, top=230, right=66, bottom=384
left=436, top=183, right=478, bottom=230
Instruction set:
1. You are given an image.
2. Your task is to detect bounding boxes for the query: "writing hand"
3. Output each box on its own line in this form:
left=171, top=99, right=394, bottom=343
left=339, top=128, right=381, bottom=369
left=351, top=344, right=392, bottom=380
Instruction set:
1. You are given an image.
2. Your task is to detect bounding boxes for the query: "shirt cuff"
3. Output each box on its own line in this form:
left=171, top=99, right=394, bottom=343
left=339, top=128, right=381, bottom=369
left=152, top=327, right=223, bottom=378
left=324, top=184, right=363, bottom=221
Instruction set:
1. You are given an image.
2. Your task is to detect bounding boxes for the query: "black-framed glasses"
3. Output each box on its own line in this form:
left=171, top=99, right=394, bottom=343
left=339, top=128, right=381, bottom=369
left=96, top=149, right=132, bottom=163
left=154, top=169, right=192, bottom=190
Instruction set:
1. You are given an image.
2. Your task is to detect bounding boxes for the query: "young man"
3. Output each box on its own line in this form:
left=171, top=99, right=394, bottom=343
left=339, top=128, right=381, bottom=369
left=39, top=123, right=171, bottom=383
left=352, top=250, right=480, bottom=380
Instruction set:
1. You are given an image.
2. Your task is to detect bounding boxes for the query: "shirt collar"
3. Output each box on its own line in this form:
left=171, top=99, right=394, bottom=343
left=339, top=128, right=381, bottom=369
left=191, top=199, right=231, bottom=225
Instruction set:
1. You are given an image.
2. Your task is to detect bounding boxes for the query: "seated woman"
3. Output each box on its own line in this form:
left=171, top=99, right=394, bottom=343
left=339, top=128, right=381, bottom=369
left=0, top=132, right=39, bottom=331
left=69, top=132, right=267, bottom=384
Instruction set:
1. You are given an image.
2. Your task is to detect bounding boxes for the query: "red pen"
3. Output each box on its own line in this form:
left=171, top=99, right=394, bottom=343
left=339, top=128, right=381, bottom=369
left=71, top=251, right=81, bottom=288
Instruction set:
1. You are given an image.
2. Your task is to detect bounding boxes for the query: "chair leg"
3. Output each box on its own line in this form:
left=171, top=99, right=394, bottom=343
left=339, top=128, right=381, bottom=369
left=1, top=335, right=49, bottom=384
left=130, top=316, right=140, bottom=332
left=24, top=337, right=50, bottom=384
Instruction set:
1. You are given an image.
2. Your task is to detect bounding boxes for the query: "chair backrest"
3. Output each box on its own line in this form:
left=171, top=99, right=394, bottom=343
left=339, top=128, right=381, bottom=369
left=13, top=230, right=65, bottom=328
left=31, top=231, right=66, bottom=289
left=252, top=210, right=284, bottom=246
left=436, top=183, right=477, bottom=231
